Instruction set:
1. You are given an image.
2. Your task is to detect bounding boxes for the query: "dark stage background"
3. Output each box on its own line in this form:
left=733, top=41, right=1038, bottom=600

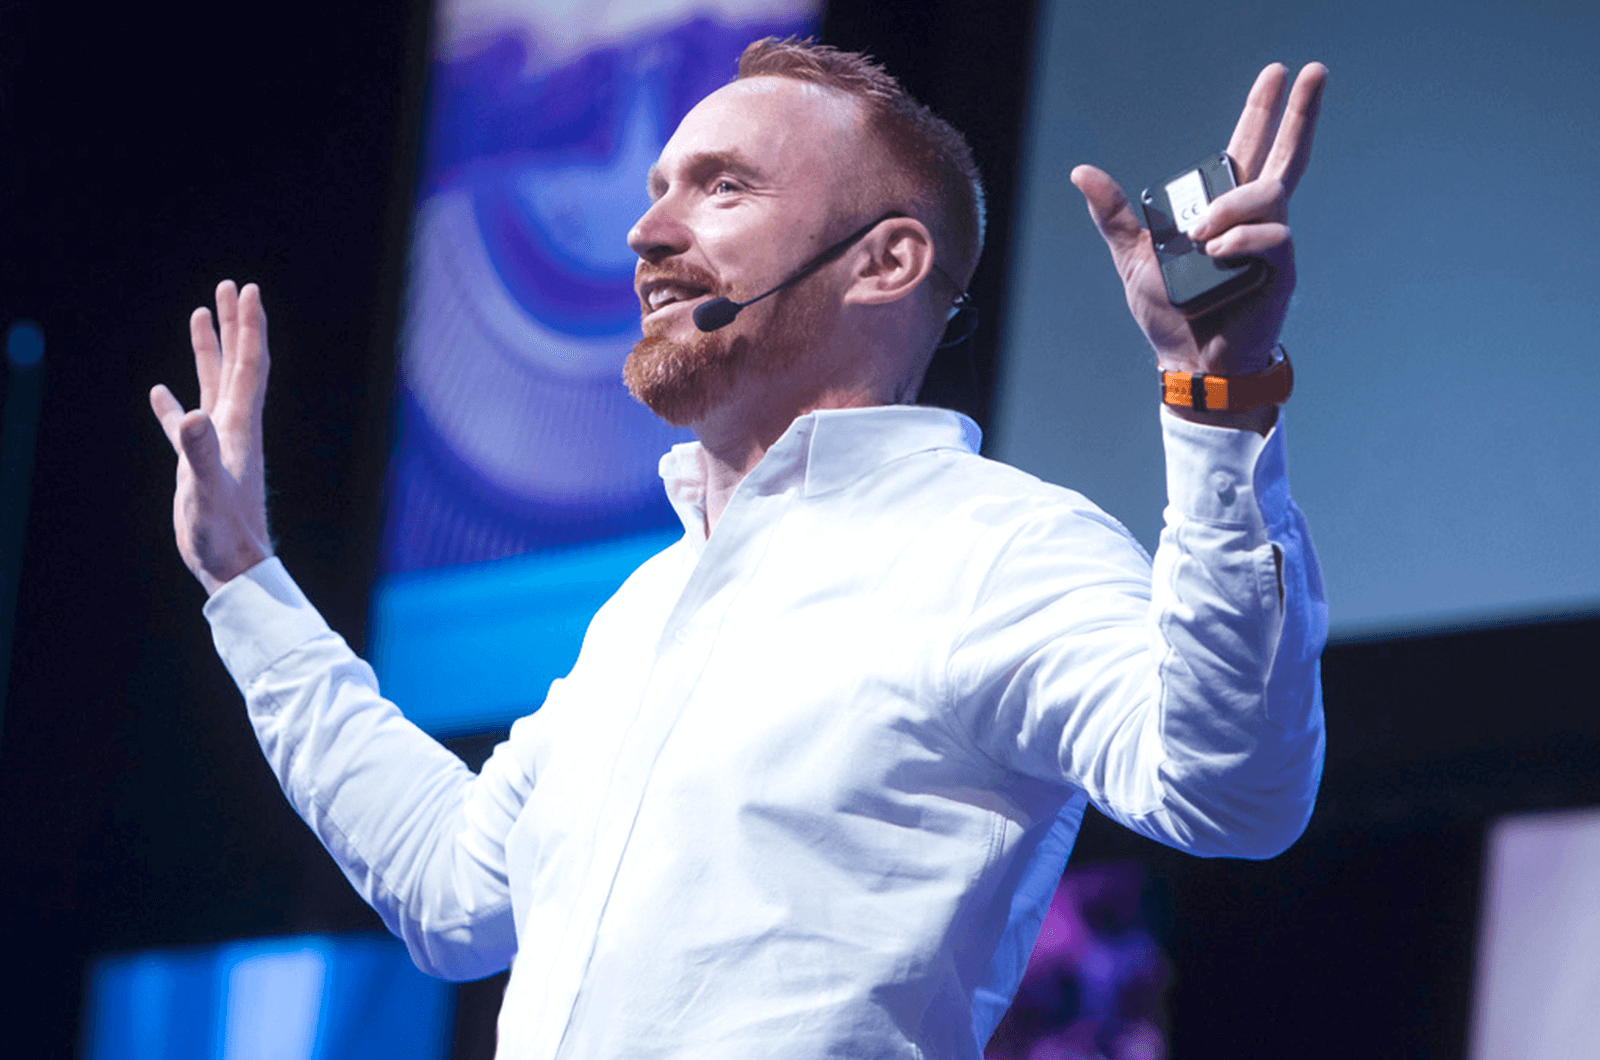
left=1, top=1, right=1595, bottom=1057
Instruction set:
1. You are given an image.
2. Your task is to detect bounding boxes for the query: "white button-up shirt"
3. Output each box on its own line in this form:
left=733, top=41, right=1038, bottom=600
left=205, top=405, right=1325, bottom=1060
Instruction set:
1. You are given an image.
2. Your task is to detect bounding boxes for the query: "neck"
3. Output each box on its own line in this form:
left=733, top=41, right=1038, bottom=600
left=691, top=368, right=892, bottom=535
left=685, top=310, right=930, bottom=533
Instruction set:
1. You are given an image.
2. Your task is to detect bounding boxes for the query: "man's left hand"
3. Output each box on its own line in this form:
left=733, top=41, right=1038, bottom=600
left=1072, top=62, right=1327, bottom=430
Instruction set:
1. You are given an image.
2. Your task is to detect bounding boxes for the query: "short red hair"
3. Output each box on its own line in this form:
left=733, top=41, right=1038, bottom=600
left=736, top=37, right=986, bottom=288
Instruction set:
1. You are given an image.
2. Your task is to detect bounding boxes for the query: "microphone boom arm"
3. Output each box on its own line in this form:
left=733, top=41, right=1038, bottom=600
left=693, top=212, right=905, bottom=332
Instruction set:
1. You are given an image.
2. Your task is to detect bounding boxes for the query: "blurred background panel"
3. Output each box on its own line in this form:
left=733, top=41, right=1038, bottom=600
left=1470, top=809, right=1600, bottom=1060
left=371, top=0, right=819, bottom=735
left=998, top=0, right=1600, bottom=640
left=0, top=0, right=1595, bottom=1058
left=84, top=934, right=452, bottom=1060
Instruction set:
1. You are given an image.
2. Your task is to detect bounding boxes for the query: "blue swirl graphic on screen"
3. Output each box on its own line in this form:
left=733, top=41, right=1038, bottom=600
left=383, top=14, right=813, bottom=574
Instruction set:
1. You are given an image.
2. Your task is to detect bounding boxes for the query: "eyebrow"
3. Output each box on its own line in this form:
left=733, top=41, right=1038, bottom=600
left=646, top=150, right=766, bottom=200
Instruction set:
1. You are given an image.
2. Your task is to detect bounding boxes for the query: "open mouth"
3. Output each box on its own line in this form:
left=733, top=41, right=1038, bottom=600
left=639, top=280, right=712, bottom=318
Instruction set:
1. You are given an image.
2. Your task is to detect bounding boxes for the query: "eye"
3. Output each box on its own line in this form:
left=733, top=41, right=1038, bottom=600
left=712, top=178, right=740, bottom=195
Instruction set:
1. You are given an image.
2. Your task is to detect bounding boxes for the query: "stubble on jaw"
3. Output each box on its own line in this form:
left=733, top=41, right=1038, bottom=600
left=623, top=270, right=834, bottom=428
left=624, top=325, right=745, bottom=428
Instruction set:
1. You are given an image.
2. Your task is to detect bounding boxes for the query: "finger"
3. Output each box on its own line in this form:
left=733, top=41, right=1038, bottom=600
left=149, top=384, right=190, bottom=455
left=1226, top=64, right=1290, bottom=182
left=234, top=283, right=270, bottom=417
left=1187, top=178, right=1286, bottom=242
left=190, top=307, right=222, bottom=412
left=1260, top=62, right=1328, bottom=195
left=1199, top=221, right=1292, bottom=262
left=1071, top=164, right=1146, bottom=262
left=213, top=283, right=269, bottom=441
left=214, top=279, right=241, bottom=401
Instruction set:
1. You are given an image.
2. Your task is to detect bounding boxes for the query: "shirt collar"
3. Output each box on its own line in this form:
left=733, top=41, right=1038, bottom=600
left=658, top=405, right=982, bottom=544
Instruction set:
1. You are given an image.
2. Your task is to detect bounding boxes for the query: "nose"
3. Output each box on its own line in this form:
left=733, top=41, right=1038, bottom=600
left=627, top=195, right=690, bottom=264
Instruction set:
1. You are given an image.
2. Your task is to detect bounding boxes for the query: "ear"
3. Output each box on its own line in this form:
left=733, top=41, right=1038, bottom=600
left=841, top=217, right=936, bottom=307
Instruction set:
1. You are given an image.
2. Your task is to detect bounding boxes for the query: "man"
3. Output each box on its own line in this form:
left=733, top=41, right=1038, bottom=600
left=150, top=38, right=1327, bottom=1060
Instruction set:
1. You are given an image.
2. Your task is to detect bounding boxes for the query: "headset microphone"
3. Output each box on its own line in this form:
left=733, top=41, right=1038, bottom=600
left=692, top=212, right=898, bottom=333
left=688, top=210, right=978, bottom=348
left=690, top=296, right=743, bottom=333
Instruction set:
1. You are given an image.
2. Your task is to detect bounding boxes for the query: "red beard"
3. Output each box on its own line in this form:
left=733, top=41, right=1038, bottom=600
left=623, top=322, right=744, bottom=428
left=624, top=265, right=832, bottom=428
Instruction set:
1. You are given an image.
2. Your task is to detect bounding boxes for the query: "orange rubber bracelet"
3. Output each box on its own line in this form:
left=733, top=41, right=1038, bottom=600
left=1161, top=347, right=1293, bottom=412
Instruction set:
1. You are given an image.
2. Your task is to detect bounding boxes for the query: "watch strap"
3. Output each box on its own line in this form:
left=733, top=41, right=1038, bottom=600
left=1161, top=347, right=1293, bottom=412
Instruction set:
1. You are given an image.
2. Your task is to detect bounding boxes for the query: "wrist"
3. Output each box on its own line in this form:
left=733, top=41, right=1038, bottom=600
left=196, top=539, right=273, bottom=596
left=1159, top=345, right=1290, bottom=436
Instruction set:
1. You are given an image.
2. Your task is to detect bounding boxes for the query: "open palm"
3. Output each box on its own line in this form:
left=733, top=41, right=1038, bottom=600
left=149, top=280, right=273, bottom=595
left=1072, top=62, right=1327, bottom=379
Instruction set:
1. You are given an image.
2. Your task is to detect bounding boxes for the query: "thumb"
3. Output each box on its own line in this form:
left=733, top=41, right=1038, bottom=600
left=178, top=410, right=225, bottom=484
left=1070, top=164, right=1144, bottom=259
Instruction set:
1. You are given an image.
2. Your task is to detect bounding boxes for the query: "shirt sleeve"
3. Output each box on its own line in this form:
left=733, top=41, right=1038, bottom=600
left=203, top=558, right=528, bottom=979
left=948, top=410, right=1327, bottom=859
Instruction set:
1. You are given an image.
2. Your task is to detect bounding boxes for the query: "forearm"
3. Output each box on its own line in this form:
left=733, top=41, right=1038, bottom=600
left=1135, top=409, right=1326, bottom=856
left=205, top=559, right=521, bottom=978
left=955, top=410, right=1326, bottom=858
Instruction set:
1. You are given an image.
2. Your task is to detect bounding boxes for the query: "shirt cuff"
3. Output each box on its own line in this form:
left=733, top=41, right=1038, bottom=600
left=1160, top=406, right=1290, bottom=530
left=202, top=556, right=333, bottom=688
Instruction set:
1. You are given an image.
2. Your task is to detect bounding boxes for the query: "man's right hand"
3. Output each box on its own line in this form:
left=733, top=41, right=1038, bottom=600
left=150, top=280, right=273, bottom=595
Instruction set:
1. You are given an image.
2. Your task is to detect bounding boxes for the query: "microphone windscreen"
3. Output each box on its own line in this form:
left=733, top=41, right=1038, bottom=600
left=693, top=298, right=741, bottom=333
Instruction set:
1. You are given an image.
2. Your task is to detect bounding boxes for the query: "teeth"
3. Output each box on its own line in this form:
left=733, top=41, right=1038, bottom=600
left=646, top=285, right=700, bottom=312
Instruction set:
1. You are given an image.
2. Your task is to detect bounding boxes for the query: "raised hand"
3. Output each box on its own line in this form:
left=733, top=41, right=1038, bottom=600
left=149, top=280, right=273, bottom=595
left=1071, top=63, right=1328, bottom=401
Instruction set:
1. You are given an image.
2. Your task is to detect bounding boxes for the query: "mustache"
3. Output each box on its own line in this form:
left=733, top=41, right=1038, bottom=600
left=634, top=261, right=723, bottom=302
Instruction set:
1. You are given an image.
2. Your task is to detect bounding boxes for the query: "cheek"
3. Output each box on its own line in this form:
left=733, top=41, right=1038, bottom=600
left=694, top=211, right=768, bottom=271
left=698, top=202, right=828, bottom=279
